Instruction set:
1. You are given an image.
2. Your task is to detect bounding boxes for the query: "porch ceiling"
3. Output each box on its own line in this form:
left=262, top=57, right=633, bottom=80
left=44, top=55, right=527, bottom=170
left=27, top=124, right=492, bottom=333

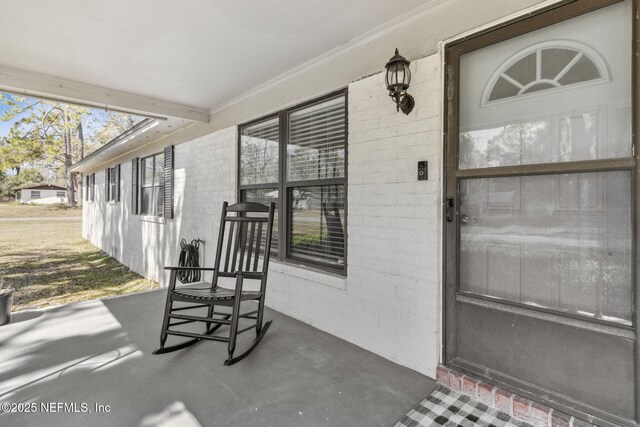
left=0, top=0, right=430, bottom=113
left=0, top=290, right=436, bottom=426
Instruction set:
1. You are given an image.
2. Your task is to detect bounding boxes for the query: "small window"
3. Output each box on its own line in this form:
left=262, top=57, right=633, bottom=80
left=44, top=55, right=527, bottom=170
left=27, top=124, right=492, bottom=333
left=239, top=91, right=347, bottom=272
left=106, top=166, right=120, bottom=202
left=90, top=173, right=95, bottom=202
left=84, top=174, right=95, bottom=202
left=484, top=41, right=608, bottom=104
left=139, top=153, right=164, bottom=216
left=56, top=191, right=65, bottom=198
left=31, top=190, right=41, bottom=199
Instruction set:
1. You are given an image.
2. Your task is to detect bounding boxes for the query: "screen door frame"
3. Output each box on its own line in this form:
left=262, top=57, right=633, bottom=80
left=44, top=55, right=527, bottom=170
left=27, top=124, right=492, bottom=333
left=442, top=0, right=639, bottom=425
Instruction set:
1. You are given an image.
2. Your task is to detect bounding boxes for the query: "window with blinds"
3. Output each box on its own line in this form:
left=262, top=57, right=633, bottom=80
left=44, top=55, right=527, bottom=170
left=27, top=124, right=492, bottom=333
left=140, top=153, right=164, bottom=216
left=240, top=117, right=280, bottom=254
left=287, top=96, right=345, bottom=181
left=238, top=90, right=347, bottom=272
left=240, top=117, right=279, bottom=185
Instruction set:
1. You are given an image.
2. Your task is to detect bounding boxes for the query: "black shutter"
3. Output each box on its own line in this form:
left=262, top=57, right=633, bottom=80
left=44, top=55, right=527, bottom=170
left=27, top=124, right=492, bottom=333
left=105, top=169, right=109, bottom=201
left=84, top=175, right=88, bottom=201
left=163, top=145, right=174, bottom=219
left=131, top=158, right=139, bottom=214
left=116, top=164, right=121, bottom=202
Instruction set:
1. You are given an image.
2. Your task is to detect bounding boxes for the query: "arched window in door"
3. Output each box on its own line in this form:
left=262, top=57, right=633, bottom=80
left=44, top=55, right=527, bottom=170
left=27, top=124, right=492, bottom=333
left=482, top=41, right=610, bottom=104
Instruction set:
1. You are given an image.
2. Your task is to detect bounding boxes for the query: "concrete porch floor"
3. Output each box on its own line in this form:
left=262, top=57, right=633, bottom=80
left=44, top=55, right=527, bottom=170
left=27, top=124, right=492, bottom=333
left=0, top=289, right=437, bottom=426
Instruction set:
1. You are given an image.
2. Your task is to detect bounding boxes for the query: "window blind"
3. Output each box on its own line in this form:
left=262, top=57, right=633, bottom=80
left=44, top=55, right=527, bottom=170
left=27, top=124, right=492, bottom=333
left=287, top=96, right=345, bottom=182
left=289, top=185, right=345, bottom=265
left=240, top=117, right=279, bottom=186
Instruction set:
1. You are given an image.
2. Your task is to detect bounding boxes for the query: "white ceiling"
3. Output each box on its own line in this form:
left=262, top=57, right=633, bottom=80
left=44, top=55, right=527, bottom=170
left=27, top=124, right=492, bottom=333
left=0, top=0, right=429, bottom=111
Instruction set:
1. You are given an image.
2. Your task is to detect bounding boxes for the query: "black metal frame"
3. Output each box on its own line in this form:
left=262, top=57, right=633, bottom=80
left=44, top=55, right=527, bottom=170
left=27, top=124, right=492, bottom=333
left=153, top=201, right=276, bottom=365
left=443, top=1, right=639, bottom=426
left=237, top=89, right=349, bottom=275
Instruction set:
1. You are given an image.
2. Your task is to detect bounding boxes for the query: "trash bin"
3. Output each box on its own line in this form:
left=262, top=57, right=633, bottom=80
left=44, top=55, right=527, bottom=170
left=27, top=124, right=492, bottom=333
left=0, top=288, right=14, bottom=326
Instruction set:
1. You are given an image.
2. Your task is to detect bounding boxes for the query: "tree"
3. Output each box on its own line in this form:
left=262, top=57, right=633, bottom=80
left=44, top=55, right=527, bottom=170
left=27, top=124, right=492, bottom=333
left=0, top=94, right=143, bottom=206
left=0, top=94, right=91, bottom=206
left=92, top=111, right=140, bottom=144
left=0, top=94, right=139, bottom=205
left=0, top=168, right=44, bottom=200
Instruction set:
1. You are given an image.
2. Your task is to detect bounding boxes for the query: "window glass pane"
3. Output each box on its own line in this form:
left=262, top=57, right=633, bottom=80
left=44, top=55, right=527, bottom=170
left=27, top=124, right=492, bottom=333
left=142, top=157, right=153, bottom=186
left=140, top=187, right=153, bottom=215
left=459, top=171, right=632, bottom=325
left=460, top=1, right=631, bottom=168
left=108, top=167, right=116, bottom=201
left=155, top=185, right=163, bottom=216
left=558, top=55, right=600, bottom=85
left=154, top=153, right=164, bottom=186
left=241, top=188, right=278, bottom=254
left=240, top=118, right=279, bottom=185
left=290, top=185, right=345, bottom=266
left=288, top=96, right=345, bottom=181
left=488, top=76, right=520, bottom=101
left=541, top=48, right=577, bottom=80
left=504, top=52, right=536, bottom=86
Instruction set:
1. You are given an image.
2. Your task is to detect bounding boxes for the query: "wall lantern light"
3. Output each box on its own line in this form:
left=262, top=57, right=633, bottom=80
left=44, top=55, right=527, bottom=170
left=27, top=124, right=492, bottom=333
left=385, top=48, right=415, bottom=115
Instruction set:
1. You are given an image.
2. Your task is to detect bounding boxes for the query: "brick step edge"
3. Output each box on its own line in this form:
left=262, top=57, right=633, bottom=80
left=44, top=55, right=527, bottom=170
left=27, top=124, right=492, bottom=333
left=436, top=365, right=596, bottom=427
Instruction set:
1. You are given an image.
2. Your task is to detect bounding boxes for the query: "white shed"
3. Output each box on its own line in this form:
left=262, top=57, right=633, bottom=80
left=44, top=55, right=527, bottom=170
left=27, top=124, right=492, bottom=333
left=15, top=184, right=67, bottom=204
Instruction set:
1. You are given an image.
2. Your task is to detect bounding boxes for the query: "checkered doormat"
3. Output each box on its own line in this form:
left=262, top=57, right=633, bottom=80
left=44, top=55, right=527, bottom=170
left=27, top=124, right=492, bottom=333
left=395, top=387, right=534, bottom=427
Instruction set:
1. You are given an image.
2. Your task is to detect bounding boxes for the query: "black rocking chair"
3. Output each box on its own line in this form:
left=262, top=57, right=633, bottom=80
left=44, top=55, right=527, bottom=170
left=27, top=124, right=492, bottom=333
left=153, top=201, right=275, bottom=365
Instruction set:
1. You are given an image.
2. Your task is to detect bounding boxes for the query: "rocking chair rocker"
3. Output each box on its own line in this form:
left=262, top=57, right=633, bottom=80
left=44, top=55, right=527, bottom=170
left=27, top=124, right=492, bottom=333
left=153, top=201, right=275, bottom=365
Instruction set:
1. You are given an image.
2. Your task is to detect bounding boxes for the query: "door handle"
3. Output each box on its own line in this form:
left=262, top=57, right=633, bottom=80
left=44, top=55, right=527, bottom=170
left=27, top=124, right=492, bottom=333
left=446, top=197, right=455, bottom=222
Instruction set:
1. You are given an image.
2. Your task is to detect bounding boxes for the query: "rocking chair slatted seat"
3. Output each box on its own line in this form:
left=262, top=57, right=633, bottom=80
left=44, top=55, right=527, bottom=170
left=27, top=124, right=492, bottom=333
left=153, top=201, right=275, bottom=365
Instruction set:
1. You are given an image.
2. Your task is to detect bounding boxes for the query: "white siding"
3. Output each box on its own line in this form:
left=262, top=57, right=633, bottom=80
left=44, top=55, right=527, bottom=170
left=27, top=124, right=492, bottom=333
left=19, top=188, right=67, bottom=204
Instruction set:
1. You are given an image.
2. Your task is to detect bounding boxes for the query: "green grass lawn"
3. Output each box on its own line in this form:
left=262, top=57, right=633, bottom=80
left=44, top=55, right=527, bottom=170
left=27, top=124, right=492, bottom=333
left=0, top=219, right=158, bottom=311
left=0, top=201, right=82, bottom=218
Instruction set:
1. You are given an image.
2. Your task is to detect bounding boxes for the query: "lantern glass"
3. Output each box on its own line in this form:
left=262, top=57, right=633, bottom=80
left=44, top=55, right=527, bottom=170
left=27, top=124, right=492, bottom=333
left=403, top=62, right=411, bottom=86
left=395, top=65, right=405, bottom=86
left=386, top=61, right=411, bottom=91
left=385, top=67, right=394, bottom=89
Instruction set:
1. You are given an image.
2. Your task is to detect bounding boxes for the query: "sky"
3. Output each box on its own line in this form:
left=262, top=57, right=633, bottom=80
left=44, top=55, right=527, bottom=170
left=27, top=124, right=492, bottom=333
left=0, top=97, right=19, bottom=136
left=0, top=92, right=144, bottom=139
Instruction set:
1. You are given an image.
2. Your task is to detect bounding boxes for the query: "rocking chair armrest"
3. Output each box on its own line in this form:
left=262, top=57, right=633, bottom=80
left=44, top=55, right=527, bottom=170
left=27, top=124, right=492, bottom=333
left=164, top=266, right=217, bottom=271
left=231, top=271, right=263, bottom=280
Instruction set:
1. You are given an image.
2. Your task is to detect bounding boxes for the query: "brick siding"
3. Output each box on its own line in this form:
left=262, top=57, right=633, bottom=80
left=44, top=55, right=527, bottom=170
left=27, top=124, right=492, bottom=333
left=82, top=54, right=443, bottom=378
left=436, top=366, right=598, bottom=427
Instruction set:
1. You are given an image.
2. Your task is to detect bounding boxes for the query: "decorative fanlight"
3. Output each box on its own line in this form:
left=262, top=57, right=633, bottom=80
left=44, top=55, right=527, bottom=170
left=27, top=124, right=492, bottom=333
left=385, top=48, right=415, bottom=115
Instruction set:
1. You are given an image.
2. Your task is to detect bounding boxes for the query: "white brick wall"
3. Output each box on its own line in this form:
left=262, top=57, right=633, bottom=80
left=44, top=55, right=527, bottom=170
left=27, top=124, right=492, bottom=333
left=82, top=53, right=442, bottom=378
left=266, top=54, right=442, bottom=376
left=83, top=126, right=237, bottom=285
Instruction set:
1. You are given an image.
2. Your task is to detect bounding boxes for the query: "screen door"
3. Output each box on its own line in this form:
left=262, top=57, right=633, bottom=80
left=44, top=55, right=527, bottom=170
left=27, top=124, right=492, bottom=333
left=443, top=1, right=638, bottom=426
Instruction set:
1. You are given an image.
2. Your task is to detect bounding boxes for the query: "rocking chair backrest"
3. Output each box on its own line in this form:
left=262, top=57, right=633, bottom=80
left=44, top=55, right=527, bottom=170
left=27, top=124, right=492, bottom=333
left=212, top=201, right=275, bottom=289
